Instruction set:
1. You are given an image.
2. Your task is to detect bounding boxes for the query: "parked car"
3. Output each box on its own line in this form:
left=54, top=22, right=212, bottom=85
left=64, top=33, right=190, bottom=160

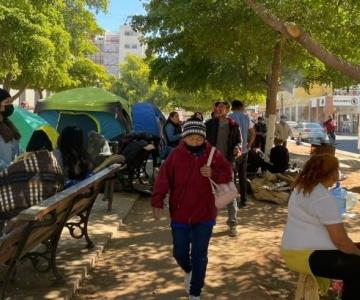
left=291, top=122, right=327, bottom=143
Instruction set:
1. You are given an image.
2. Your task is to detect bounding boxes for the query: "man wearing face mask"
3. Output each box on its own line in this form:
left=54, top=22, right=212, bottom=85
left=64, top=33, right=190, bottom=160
left=0, top=89, right=21, bottom=171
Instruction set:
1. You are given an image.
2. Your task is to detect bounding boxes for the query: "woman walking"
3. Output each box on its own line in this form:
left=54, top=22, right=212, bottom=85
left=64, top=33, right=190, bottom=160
left=152, top=119, right=232, bottom=299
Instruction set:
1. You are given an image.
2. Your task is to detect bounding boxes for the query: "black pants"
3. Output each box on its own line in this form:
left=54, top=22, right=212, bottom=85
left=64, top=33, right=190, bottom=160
left=255, top=135, right=266, bottom=152
left=309, top=250, right=360, bottom=300
left=236, top=152, right=248, bottom=204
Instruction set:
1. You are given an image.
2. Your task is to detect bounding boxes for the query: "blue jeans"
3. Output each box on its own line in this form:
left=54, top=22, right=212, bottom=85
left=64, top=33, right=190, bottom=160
left=171, top=223, right=213, bottom=297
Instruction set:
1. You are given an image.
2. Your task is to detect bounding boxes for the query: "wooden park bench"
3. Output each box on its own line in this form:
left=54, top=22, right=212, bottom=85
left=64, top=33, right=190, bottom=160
left=0, top=163, right=122, bottom=299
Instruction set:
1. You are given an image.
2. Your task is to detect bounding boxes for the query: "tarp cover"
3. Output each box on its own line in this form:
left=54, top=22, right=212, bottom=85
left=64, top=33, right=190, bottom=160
left=131, top=102, right=165, bottom=137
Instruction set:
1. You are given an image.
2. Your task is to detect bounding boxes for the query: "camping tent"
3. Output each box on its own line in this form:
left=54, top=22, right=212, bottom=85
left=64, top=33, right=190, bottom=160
left=35, top=87, right=131, bottom=144
left=9, top=107, right=59, bottom=151
left=131, top=102, right=166, bottom=138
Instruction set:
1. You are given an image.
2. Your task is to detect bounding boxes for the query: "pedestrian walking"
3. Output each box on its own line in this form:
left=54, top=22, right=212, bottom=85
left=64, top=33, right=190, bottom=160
left=323, top=115, right=336, bottom=145
left=275, top=115, right=292, bottom=147
left=205, top=102, right=242, bottom=236
left=228, top=100, right=256, bottom=208
left=152, top=119, right=232, bottom=300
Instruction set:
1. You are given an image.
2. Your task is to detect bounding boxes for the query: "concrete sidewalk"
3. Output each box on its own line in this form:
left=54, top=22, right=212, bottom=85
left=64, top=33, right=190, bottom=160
left=287, top=141, right=360, bottom=194
left=4, top=192, right=140, bottom=300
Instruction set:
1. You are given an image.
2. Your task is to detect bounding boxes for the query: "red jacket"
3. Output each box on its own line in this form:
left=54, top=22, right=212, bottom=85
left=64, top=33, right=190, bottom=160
left=152, top=141, right=232, bottom=224
left=323, top=119, right=336, bottom=133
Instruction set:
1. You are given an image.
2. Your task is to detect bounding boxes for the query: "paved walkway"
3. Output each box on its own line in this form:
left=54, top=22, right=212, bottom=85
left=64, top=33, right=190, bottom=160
left=5, top=192, right=138, bottom=300
left=73, top=144, right=360, bottom=300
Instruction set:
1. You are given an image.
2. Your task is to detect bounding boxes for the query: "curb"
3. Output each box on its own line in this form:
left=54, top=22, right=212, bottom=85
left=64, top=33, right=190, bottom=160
left=289, top=139, right=360, bottom=159
left=64, top=193, right=140, bottom=300
left=62, top=234, right=113, bottom=300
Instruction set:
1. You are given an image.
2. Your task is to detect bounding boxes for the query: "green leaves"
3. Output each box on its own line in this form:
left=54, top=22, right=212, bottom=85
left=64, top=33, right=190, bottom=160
left=0, top=0, right=110, bottom=95
left=132, top=0, right=359, bottom=106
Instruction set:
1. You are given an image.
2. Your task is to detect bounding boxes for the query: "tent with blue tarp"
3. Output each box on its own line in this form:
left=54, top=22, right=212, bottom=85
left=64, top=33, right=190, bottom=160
left=131, top=102, right=165, bottom=138
left=35, top=87, right=131, bottom=144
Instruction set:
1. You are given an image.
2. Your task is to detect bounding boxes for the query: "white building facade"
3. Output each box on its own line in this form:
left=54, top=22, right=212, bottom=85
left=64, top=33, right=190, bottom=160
left=92, top=25, right=146, bottom=77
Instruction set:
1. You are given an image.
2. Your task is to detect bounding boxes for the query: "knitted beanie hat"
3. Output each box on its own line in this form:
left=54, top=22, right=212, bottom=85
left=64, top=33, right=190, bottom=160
left=182, top=119, right=206, bottom=139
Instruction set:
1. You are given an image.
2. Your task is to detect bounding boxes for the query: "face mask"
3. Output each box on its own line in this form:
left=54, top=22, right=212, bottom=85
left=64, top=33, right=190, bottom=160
left=1, top=105, right=14, bottom=118
left=185, top=143, right=205, bottom=153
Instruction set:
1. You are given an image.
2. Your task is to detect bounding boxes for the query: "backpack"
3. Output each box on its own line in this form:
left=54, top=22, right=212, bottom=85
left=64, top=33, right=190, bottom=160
left=0, top=150, right=64, bottom=219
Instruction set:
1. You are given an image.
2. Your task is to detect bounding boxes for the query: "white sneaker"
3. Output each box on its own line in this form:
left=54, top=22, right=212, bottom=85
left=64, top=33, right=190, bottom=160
left=189, top=296, right=200, bottom=300
left=184, top=271, right=192, bottom=294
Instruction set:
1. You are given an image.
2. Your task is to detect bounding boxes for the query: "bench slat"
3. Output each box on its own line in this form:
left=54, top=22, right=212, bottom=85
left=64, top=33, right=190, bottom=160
left=15, top=164, right=121, bottom=221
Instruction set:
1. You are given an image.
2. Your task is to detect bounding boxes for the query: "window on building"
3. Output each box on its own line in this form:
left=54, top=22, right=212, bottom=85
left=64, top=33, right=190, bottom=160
left=124, top=44, right=130, bottom=49
left=131, top=44, right=138, bottom=49
left=125, top=31, right=131, bottom=36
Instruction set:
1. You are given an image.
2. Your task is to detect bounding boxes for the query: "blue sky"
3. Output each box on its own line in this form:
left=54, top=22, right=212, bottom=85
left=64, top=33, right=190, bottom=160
left=95, top=0, right=146, bottom=32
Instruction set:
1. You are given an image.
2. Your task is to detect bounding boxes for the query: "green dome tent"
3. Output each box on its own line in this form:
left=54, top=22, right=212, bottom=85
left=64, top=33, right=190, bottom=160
left=9, top=107, right=59, bottom=151
left=35, top=87, right=132, bottom=143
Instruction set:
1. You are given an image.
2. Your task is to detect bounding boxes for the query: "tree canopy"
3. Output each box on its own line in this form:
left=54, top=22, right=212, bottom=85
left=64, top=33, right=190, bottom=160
left=132, top=0, right=360, bottom=105
left=111, top=54, right=234, bottom=112
left=0, top=0, right=111, bottom=98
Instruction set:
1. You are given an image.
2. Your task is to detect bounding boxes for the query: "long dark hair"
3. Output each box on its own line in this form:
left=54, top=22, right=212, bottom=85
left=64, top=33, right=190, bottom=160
left=26, top=130, right=53, bottom=152
left=0, top=89, right=20, bottom=143
left=58, top=126, right=93, bottom=180
left=167, top=111, right=178, bottom=122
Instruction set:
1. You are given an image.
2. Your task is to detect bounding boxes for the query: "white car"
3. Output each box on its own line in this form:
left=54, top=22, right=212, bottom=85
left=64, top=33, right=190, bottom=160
left=291, top=122, right=327, bottom=143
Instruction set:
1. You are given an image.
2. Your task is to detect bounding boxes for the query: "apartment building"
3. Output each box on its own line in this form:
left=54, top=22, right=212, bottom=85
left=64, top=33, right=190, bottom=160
left=92, top=25, right=146, bottom=77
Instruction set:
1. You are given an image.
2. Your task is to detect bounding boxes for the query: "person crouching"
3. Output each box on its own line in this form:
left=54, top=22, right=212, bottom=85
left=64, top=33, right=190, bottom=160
left=152, top=119, right=232, bottom=300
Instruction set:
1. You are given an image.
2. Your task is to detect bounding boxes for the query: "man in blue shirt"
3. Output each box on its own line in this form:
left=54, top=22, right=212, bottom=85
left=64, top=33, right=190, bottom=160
left=229, top=100, right=256, bottom=207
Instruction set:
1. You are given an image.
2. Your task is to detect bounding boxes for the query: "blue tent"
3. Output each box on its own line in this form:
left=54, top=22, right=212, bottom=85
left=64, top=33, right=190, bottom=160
left=131, top=102, right=166, bottom=138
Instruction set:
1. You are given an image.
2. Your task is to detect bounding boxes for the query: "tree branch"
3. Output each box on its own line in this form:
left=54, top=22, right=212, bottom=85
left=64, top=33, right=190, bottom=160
left=243, top=0, right=360, bottom=83
left=11, top=86, right=27, bottom=102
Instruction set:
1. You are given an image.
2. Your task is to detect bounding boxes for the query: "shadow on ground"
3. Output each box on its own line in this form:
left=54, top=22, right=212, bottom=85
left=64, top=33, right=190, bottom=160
left=74, top=197, right=297, bottom=300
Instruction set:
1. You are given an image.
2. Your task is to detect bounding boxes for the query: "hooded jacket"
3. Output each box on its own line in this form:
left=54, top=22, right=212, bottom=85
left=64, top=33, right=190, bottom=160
left=152, top=141, right=232, bottom=224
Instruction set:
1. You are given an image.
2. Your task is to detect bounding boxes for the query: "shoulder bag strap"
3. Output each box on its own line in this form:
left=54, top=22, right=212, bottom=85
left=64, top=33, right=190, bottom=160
left=206, top=147, right=218, bottom=194
left=206, top=146, right=216, bottom=167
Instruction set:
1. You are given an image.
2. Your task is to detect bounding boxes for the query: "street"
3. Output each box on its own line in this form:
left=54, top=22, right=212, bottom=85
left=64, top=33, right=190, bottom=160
left=335, top=134, right=359, bottom=154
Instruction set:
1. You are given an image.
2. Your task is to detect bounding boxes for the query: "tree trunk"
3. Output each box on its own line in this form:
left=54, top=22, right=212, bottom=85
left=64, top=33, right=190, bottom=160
left=11, top=87, right=26, bottom=103
left=37, top=89, right=44, bottom=100
left=3, top=74, right=12, bottom=92
left=243, top=0, right=360, bottom=82
left=265, top=40, right=282, bottom=158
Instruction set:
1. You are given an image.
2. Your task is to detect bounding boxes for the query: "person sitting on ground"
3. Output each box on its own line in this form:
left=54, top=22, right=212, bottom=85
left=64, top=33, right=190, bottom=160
left=26, top=129, right=53, bottom=152
left=0, top=89, right=21, bottom=171
left=152, top=119, right=232, bottom=300
left=281, top=154, right=360, bottom=300
left=262, top=137, right=289, bottom=173
left=53, top=126, right=93, bottom=186
left=254, top=116, right=267, bottom=152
